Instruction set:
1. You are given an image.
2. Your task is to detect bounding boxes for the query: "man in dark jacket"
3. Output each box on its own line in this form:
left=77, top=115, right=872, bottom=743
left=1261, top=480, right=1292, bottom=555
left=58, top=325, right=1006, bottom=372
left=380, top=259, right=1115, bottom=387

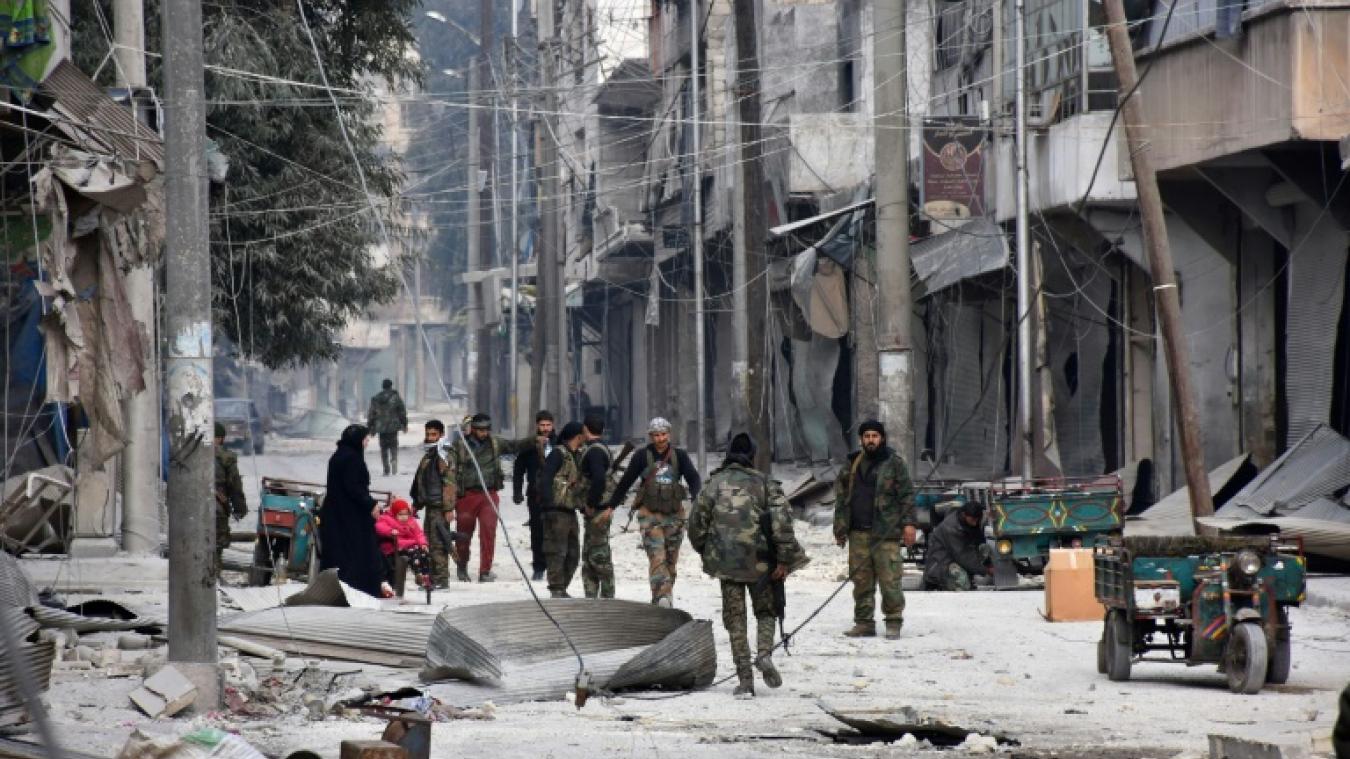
left=604, top=416, right=702, bottom=606
left=319, top=425, right=387, bottom=598
left=512, top=410, right=556, bottom=581
left=410, top=419, right=455, bottom=588
left=367, top=379, right=408, bottom=476
left=540, top=421, right=586, bottom=597
left=578, top=414, right=616, bottom=598
left=922, top=501, right=992, bottom=590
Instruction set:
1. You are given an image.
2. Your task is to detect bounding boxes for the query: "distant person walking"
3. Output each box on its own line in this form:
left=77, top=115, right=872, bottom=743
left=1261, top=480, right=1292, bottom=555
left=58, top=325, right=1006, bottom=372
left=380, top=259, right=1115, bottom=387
left=367, top=379, right=408, bottom=476
left=319, top=425, right=389, bottom=598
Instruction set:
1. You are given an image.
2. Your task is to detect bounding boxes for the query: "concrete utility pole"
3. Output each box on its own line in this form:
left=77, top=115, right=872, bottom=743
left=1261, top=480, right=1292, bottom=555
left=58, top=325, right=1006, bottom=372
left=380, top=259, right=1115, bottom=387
left=114, top=0, right=160, bottom=555
left=161, top=0, right=219, bottom=711
left=690, top=0, right=707, bottom=473
left=1014, top=0, right=1034, bottom=482
left=474, top=0, right=497, bottom=417
left=731, top=0, right=770, bottom=471
left=508, top=0, right=521, bottom=431
left=872, top=0, right=913, bottom=464
left=467, top=63, right=484, bottom=410
left=537, top=0, right=565, bottom=417
left=1102, top=0, right=1213, bottom=528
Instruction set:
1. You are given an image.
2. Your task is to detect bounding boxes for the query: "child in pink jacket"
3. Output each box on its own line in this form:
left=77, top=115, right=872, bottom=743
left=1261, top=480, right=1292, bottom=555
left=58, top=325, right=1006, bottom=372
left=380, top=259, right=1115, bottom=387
left=376, top=499, right=432, bottom=595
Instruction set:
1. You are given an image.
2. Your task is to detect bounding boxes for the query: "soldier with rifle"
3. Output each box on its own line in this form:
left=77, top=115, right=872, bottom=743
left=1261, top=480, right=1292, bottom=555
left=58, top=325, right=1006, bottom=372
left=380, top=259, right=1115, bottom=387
left=688, top=432, right=808, bottom=699
left=409, top=419, right=456, bottom=588
left=214, top=422, right=248, bottom=576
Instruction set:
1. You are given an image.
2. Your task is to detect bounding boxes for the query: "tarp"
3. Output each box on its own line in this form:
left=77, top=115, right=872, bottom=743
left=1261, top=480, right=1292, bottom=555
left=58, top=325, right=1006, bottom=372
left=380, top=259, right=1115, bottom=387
left=911, top=219, right=1009, bottom=296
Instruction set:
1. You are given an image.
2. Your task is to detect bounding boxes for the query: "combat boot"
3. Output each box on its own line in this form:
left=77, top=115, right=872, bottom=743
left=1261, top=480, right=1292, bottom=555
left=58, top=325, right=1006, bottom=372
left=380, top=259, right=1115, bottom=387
left=478, top=571, right=496, bottom=583
left=756, top=655, right=783, bottom=689
left=456, top=563, right=471, bottom=582
left=550, top=590, right=571, bottom=599
left=733, top=674, right=755, bottom=700
left=843, top=621, right=876, bottom=638
left=885, top=620, right=904, bottom=640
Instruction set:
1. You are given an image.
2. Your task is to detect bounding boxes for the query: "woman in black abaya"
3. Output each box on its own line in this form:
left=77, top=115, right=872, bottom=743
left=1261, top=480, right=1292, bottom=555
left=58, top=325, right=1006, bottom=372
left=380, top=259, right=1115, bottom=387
left=318, top=424, right=388, bottom=597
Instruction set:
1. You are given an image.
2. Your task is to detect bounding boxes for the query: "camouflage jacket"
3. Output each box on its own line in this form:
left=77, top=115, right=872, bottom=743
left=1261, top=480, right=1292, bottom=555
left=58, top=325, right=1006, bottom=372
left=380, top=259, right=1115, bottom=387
left=688, top=463, right=809, bottom=584
left=366, top=389, right=407, bottom=435
left=215, top=448, right=248, bottom=519
left=832, top=448, right=915, bottom=541
left=451, top=435, right=530, bottom=492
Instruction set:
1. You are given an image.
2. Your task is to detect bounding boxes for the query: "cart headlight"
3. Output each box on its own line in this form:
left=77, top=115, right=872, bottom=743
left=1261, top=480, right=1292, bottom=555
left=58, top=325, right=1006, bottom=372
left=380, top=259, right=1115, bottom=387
left=996, top=539, right=1013, bottom=556
left=1234, top=549, right=1262, bottom=577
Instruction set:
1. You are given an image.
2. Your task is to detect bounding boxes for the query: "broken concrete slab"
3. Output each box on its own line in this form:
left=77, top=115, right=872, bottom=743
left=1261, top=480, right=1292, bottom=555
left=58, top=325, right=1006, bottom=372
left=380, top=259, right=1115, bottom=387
left=817, top=702, right=1014, bottom=748
left=1207, top=734, right=1313, bottom=759
left=129, top=665, right=197, bottom=718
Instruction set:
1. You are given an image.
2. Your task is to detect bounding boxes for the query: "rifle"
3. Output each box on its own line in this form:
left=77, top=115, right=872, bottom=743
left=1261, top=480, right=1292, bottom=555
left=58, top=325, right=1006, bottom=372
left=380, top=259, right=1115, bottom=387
left=754, top=472, right=791, bottom=655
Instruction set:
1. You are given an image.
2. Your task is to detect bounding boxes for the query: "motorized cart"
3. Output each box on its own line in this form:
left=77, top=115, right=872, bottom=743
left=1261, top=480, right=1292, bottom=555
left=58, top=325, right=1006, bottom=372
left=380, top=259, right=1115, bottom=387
left=910, top=481, right=972, bottom=567
left=249, top=477, right=392, bottom=586
left=988, top=476, right=1123, bottom=587
left=1093, top=535, right=1306, bottom=694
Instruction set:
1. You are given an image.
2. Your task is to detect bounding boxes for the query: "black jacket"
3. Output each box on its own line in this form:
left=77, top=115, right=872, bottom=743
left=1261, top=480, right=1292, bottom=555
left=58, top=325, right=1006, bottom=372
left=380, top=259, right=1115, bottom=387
left=922, top=509, right=989, bottom=588
left=605, top=445, right=702, bottom=509
left=579, top=442, right=612, bottom=510
left=318, top=435, right=384, bottom=597
left=512, top=433, right=557, bottom=502
left=539, top=447, right=570, bottom=510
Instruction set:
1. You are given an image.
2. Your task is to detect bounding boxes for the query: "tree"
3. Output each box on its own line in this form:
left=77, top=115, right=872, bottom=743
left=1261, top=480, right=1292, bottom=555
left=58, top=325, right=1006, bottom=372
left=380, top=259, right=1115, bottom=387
left=73, top=0, right=420, bottom=368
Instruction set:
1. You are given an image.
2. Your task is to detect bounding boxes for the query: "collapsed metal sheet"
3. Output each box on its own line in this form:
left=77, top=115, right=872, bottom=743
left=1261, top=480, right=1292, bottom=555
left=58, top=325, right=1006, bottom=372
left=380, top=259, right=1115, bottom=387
left=1223, top=425, right=1350, bottom=518
left=0, top=553, right=36, bottom=609
left=283, top=569, right=382, bottom=609
left=220, top=582, right=309, bottom=613
left=28, top=603, right=162, bottom=633
left=1197, top=515, right=1350, bottom=563
left=1126, top=454, right=1253, bottom=537
left=219, top=606, right=435, bottom=667
left=0, top=609, right=38, bottom=642
left=0, top=641, right=56, bottom=731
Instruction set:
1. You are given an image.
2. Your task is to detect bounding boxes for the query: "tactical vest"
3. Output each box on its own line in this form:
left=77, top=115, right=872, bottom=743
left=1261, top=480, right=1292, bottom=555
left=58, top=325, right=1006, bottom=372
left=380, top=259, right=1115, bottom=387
left=551, top=450, right=584, bottom=510
left=412, top=450, right=445, bottom=508
left=637, top=447, right=686, bottom=514
left=456, top=436, right=502, bottom=491
left=584, top=440, right=618, bottom=505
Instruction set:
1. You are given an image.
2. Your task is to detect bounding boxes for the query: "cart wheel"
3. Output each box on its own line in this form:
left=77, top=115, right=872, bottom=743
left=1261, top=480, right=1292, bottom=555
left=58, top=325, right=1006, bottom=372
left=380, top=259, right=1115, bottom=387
left=1096, top=625, right=1108, bottom=675
left=1226, top=622, right=1268, bottom=695
left=248, top=540, right=271, bottom=587
left=1266, top=608, right=1291, bottom=685
left=1105, top=610, right=1132, bottom=682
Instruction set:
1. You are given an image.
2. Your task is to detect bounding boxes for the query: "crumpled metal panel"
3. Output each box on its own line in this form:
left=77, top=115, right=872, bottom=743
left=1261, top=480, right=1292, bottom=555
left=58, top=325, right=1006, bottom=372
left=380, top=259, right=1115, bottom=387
left=283, top=569, right=383, bottom=609
left=219, top=606, right=435, bottom=667
left=0, top=553, right=36, bottom=610
left=607, top=620, right=717, bottom=691
left=28, top=604, right=162, bottom=633
left=1222, top=425, right=1350, bottom=518
left=220, top=582, right=309, bottom=613
left=0, top=641, right=56, bottom=730
left=911, top=219, right=1009, bottom=296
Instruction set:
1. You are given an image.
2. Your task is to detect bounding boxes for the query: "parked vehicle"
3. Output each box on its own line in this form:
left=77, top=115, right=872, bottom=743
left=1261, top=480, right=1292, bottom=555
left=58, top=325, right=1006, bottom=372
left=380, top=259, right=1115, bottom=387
left=987, top=476, right=1123, bottom=586
left=215, top=397, right=266, bottom=454
left=248, top=477, right=393, bottom=586
left=1093, top=534, right=1306, bottom=694
left=910, top=481, right=972, bottom=566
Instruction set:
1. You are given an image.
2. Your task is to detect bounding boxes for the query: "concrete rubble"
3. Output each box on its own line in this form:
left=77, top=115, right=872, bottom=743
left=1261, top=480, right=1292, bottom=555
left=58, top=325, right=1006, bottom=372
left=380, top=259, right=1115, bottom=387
left=128, top=665, right=198, bottom=719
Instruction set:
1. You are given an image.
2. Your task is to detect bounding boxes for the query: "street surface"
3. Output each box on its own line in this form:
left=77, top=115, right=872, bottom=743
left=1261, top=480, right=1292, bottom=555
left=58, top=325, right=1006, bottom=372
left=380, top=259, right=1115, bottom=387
left=38, top=434, right=1350, bottom=758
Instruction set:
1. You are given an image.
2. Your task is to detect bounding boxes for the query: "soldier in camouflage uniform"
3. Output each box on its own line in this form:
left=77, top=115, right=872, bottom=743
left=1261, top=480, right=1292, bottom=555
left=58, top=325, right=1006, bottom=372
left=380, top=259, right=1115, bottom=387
left=367, top=379, right=408, bottom=476
left=540, top=422, right=586, bottom=597
left=410, top=419, right=456, bottom=588
left=214, top=422, right=248, bottom=576
left=833, top=419, right=915, bottom=640
left=448, top=413, right=532, bottom=582
left=578, top=414, right=616, bottom=598
left=688, top=432, right=809, bottom=699
left=922, top=501, right=991, bottom=591
left=605, top=417, right=702, bottom=606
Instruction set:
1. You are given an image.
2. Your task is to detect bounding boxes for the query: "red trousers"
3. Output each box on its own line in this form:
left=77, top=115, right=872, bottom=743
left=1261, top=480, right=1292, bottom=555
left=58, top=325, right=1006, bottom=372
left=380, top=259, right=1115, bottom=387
left=454, top=489, right=499, bottom=574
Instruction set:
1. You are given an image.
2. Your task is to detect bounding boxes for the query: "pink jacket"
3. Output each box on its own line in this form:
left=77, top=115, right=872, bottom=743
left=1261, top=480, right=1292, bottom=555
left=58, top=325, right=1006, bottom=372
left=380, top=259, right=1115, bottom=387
left=375, top=512, right=428, bottom=555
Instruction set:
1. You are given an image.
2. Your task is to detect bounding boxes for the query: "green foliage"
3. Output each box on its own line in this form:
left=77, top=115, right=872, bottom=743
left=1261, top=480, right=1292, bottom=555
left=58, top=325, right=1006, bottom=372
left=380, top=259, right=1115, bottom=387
left=71, top=0, right=420, bottom=368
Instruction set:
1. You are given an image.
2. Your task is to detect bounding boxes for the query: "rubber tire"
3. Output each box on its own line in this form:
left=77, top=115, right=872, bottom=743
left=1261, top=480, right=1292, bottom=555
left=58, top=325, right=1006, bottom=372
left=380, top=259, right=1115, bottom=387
left=1096, top=617, right=1109, bottom=674
left=248, top=540, right=271, bottom=586
left=1266, top=608, right=1291, bottom=685
left=1226, top=622, right=1269, bottom=695
left=1105, top=610, right=1132, bottom=682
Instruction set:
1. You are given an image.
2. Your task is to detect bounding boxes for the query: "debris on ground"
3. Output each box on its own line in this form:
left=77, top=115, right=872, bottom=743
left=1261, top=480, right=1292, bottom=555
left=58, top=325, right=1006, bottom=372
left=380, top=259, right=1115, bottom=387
left=116, top=727, right=267, bottom=759
left=818, top=702, right=1015, bottom=748
left=128, top=665, right=197, bottom=718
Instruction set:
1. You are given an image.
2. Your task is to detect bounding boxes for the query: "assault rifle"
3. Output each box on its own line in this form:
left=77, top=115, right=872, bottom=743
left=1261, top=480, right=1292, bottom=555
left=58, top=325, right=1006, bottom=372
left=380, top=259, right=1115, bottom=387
left=754, top=474, right=791, bottom=655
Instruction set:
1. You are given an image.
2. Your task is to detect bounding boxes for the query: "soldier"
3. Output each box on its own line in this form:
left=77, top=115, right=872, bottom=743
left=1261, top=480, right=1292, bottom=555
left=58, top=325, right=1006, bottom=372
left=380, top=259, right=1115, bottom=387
left=605, top=417, right=702, bottom=606
left=366, top=379, right=408, bottom=476
left=833, top=419, right=915, bottom=640
left=448, top=413, right=531, bottom=582
left=539, top=421, right=586, bottom=597
left=578, top=414, right=615, bottom=599
left=410, top=419, right=455, bottom=588
left=922, top=501, right=992, bottom=591
left=688, top=432, right=808, bottom=699
left=512, top=410, right=557, bottom=582
left=214, top=422, right=248, bottom=576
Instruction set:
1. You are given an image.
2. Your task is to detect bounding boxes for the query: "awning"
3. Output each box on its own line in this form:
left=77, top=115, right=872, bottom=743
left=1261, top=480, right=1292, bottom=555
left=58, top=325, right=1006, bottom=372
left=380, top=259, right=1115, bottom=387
left=38, top=60, right=164, bottom=168
left=911, top=219, right=1009, bottom=296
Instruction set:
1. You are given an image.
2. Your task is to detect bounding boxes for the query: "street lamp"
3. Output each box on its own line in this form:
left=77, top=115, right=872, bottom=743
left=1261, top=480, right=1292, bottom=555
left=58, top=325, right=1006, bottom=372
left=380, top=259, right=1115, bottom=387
left=424, top=10, right=482, bottom=48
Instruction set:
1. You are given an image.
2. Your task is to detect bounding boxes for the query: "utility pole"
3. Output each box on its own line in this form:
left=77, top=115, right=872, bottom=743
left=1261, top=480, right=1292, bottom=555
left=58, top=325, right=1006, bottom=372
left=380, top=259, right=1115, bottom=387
left=538, top=0, right=565, bottom=417
left=162, top=0, right=218, bottom=711
left=508, top=0, right=521, bottom=430
left=1102, top=0, right=1213, bottom=528
left=731, top=0, right=770, bottom=471
left=114, top=0, right=160, bottom=555
left=690, top=0, right=707, bottom=473
left=1014, top=0, right=1034, bottom=482
left=474, top=0, right=497, bottom=417
left=873, top=0, right=913, bottom=464
left=466, top=63, right=484, bottom=411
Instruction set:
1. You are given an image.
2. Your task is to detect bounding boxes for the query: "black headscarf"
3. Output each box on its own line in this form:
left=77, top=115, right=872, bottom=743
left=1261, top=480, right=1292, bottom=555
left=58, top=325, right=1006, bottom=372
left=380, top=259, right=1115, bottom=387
left=722, top=431, right=757, bottom=469
left=339, top=424, right=369, bottom=450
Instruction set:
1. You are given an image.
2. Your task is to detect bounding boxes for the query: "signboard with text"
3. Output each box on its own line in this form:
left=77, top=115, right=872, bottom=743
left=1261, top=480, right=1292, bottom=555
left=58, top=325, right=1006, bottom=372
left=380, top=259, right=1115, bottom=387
left=922, top=118, right=988, bottom=219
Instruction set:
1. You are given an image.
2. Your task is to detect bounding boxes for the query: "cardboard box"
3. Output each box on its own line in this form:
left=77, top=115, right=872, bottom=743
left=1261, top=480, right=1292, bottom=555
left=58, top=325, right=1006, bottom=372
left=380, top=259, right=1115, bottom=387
left=1044, top=548, right=1105, bottom=622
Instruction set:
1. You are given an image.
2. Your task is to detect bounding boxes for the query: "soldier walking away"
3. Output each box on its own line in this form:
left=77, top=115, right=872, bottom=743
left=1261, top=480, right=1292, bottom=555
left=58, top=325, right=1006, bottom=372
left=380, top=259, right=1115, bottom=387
left=688, top=432, right=808, bottom=700
left=833, top=420, right=915, bottom=639
left=540, top=421, right=586, bottom=597
left=449, top=413, right=531, bottom=582
left=922, top=501, right=993, bottom=591
left=578, top=414, right=616, bottom=598
left=605, top=416, right=702, bottom=606
left=367, top=379, right=408, bottom=476
left=410, top=419, right=456, bottom=588
left=214, top=422, right=248, bottom=576
left=512, top=410, right=557, bottom=581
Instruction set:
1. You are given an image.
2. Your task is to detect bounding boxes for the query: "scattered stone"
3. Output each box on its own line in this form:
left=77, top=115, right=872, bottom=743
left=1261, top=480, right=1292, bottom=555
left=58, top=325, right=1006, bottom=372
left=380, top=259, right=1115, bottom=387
left=38, top=629, right=77, bottom=649
left=118, top=634, right=152, bottom=651
left=54, top=660, right=93, bottom=671
left=1207, top=734, right=1312, bottom=759
left=896, top=733, right=918, bottom=747
left=93, top=648, right=121, bottom=668
left=73, top=645, right=98, bottom=663
left=129, top=665, right=198, bottom=718
left=1065, top=708, right=1087, bottom=715
left=958, top=733, right=999, bottom=754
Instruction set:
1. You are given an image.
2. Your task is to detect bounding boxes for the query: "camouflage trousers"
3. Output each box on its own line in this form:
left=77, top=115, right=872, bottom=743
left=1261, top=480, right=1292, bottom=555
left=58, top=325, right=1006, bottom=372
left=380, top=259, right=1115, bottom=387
left=582, top=510, right=615, bottom=598
left=423, top=506, right=452, bottom=585
left=543, top=511, right=580, bottom=593
left=940, top=562, right=973, bottom=591
left=719, top=579, right=776, bottom=679
left=214, top=507, right=232, bottom=575
left=379, top=433, right=399, bottom=475
left=848, top=531, right=905, bottom=623
left=638, top=508, right=685, bottom=603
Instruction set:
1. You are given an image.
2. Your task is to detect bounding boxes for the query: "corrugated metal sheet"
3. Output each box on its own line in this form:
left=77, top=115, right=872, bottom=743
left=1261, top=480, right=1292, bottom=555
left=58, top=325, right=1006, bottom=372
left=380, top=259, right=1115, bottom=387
left=39, top=60, right=164, bottom=167
left=220, top=582, right=309, bottom=613
left=1285, top=240, right=1347, bottom=446
left=1197, top=516, right=1350, bottom=562
left=0, top=609, right=38, bottom=642
left=282, top=569, right=384, bottom=610
left=1222, top=425, right=1350, bottom=517
left=219, top=607, right=435, bottom=667
left=911, top=220, right=1009, bottom=296
left=1125, top=454, right=1251, bottom=537
left=28, top=605, right=162, bottom=633
left=0, top=641, right=55, bottom=730
left=0, top=553, right=36, bottom=609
